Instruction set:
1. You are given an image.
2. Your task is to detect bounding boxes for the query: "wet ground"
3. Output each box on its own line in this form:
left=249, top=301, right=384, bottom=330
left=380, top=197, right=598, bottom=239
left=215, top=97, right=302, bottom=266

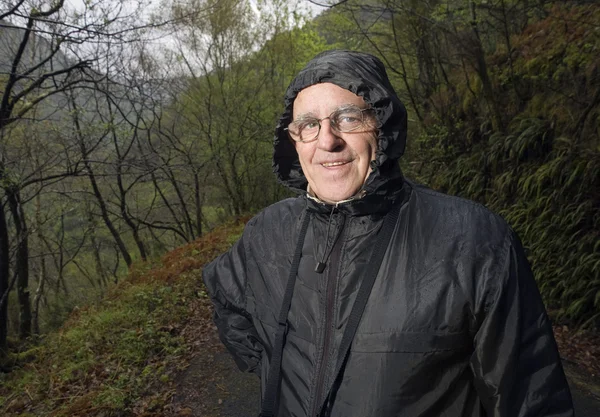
left=564, top=361, right=600, bottom=417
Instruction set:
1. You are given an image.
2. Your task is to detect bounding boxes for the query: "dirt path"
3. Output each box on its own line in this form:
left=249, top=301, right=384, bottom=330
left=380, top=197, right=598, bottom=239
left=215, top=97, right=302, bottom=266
left=165, top=293, right=261, bottom=417
left=563, top=362, right=600, bottom=416
left=170, top=345, right=260, bottom=417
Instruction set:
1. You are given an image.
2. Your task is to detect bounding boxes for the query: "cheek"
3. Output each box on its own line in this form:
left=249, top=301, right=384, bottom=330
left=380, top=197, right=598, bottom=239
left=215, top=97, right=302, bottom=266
left=295, top=144, right=314, bottom=169
left=366, top=134, right=378, bottom=161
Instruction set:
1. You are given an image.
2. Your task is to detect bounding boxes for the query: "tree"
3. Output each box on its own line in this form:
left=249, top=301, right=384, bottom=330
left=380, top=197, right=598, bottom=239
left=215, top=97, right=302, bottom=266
left=163, top=0, right=327, bottom=218
left=0, top=0, right=168, bottom=346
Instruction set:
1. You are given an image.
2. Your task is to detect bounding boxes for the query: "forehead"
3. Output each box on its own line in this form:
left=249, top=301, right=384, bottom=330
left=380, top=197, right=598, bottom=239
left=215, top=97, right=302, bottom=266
left=293, top=83, right=366, bottom=118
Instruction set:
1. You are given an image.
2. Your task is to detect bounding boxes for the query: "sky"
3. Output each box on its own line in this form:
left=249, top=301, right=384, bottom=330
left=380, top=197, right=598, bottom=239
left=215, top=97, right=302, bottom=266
left=302, top=0, right=329, bottom=16
left=49, top=0, right=330, bottom=76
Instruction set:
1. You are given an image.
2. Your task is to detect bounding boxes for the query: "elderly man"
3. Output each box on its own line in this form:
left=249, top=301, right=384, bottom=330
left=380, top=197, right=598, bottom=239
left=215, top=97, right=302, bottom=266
left=202, top=50, right=574, bottom=417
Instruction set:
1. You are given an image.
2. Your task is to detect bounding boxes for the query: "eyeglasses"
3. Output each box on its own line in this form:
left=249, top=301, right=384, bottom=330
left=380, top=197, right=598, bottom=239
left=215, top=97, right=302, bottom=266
left=285, top=105, right=375, bottom=143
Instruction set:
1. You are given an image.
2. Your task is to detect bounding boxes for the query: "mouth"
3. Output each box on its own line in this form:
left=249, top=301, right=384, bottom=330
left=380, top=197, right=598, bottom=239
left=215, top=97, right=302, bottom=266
left=321, top=160, right=350, bottom=167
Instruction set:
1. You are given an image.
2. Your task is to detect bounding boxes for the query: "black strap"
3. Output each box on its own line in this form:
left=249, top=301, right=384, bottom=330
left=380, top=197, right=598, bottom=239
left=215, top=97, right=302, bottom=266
left=259, top=210, right=311, bottom=417
left=320, top=203, right=401, bottom=417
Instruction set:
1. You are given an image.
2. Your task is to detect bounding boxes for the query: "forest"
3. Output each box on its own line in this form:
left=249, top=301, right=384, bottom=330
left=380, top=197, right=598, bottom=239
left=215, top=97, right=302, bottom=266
left=0, top=0, right=598, bottom=397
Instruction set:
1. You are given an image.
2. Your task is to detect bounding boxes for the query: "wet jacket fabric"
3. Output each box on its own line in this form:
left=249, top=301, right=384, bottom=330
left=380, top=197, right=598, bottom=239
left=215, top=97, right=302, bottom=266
left=202, top=50, right=574, bottom=417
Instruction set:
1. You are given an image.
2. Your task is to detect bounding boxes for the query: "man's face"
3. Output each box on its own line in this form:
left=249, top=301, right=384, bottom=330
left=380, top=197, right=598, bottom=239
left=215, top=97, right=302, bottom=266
left=292, top=83, right=377, bottom=204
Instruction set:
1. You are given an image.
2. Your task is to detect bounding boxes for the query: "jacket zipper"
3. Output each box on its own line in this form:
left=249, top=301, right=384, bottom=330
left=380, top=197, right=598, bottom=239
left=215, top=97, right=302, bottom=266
left=311, top=213, right=346, bottom=417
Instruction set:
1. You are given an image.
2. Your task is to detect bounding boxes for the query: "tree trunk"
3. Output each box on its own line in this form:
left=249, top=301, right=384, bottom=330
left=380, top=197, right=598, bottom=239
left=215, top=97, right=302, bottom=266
left=85, top=162, right=133, bottom=268
left=0, top=197, right=10, bottom=354
left=55, top=213, right=70, bottom=296
left=7, top=189, right=31, bottom=340
left=116, top=168, right=147, bottom=261
left=164, top=164, right=195, bottom=239
left=87, top=208, right=108, bottom=293
left=107, top=103, right=147, bottom=262
left=70, top=95, right=133, bottom=268
left=32, top=261, right=45, bottom=336
left=32, top=192, right=46, bottom=335
left=469, top=0, right=504, bottom=132
left=194, top=171, right=203, bottom=238
left=387, top=10, right=425, bottom=122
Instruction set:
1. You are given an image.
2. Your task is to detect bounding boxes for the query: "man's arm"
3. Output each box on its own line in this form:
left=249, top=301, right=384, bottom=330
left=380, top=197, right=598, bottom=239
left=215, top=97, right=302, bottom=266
left=470, top=230, right=574, bottom=417
left=202, top=228, right=264, bottom=374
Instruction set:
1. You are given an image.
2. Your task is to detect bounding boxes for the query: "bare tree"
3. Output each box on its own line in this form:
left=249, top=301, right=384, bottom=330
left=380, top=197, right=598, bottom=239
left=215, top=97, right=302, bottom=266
left=0, top=0, right=172, bottom=345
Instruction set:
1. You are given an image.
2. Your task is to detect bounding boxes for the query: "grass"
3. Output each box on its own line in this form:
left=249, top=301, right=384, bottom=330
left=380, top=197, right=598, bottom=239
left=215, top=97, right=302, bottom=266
left=0, top=218, right=248, bottom=417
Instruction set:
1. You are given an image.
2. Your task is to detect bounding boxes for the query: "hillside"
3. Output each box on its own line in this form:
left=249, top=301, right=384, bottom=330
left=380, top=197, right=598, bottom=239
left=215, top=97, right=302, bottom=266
left=410, top=3, right=600, bottom=326
left=0, top=219, right=247, bottom=416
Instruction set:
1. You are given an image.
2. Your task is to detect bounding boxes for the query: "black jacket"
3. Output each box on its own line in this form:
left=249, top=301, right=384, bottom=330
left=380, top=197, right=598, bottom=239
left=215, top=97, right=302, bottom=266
left=203, top=50, right=574, bottom=417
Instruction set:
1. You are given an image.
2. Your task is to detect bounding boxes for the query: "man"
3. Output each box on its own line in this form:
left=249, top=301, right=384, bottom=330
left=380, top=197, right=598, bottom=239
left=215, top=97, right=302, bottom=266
left=202, top=50, right=574, bottom=417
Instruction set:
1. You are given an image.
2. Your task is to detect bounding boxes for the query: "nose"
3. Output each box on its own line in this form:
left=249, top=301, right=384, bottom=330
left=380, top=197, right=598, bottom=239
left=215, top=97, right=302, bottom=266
left=316, top=118, right=343, bottom=151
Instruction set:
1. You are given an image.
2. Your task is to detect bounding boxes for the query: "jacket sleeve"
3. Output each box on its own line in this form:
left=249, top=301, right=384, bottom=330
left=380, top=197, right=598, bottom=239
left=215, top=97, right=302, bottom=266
left=202, top=224, right=264, bottom=374
left=470, top=230, right=574, bottom=417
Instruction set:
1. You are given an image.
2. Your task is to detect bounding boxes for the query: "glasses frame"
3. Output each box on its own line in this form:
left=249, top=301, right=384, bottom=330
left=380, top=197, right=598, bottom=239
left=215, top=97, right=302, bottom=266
left=284, top=105, right=375, bottom=143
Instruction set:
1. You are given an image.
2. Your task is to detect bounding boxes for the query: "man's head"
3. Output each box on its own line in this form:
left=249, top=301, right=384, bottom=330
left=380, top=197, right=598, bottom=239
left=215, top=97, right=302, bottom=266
left=290, top=83, right=378, bottom=203
left=274, top=50, right=407, bottom=207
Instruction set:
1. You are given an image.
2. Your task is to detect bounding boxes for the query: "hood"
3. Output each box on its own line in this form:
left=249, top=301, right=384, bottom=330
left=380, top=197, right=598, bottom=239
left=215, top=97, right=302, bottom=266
left=273, top=49, right=407, bottom=214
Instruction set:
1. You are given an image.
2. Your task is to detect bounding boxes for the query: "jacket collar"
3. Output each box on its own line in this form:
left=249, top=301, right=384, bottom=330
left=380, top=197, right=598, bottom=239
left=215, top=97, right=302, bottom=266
left=304, top=165, right=407, bottom=217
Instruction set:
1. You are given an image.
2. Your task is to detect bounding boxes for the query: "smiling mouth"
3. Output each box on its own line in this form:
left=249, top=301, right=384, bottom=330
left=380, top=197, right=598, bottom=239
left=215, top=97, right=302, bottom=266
left=321, top=161, right=349, bottom=167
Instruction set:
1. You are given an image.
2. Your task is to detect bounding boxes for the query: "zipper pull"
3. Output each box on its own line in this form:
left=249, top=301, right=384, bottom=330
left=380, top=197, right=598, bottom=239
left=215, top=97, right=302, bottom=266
left=314, top=205, right=336, bottom=274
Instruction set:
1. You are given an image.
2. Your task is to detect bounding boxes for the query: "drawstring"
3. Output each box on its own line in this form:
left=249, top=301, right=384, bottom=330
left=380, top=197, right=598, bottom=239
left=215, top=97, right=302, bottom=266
left=307, top=185, right=366, bottom=273
left=315, top=205, right=344, bottom=273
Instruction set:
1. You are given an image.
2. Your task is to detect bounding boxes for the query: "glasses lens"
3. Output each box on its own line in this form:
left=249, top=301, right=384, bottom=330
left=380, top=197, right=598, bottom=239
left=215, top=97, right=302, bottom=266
left=332, top=107, right=366, bottom=132
left=288, top=119, right=320, bottom=142
left=287, top=106, right=372, bottom=142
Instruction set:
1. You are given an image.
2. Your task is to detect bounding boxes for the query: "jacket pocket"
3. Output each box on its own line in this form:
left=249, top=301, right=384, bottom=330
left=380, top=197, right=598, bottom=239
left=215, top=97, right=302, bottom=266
left=351, top=330, right=472, bottom=353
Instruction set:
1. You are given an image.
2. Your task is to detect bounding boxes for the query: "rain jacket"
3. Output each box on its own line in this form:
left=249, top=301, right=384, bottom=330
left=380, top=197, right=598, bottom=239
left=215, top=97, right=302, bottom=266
left=202, top=50, right=574, bottom=417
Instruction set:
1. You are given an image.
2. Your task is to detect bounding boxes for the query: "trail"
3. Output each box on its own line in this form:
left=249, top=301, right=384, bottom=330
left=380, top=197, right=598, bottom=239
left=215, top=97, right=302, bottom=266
left=171, top=345, right=259, bottom=417
left=564, top=362, right=600, bottom=416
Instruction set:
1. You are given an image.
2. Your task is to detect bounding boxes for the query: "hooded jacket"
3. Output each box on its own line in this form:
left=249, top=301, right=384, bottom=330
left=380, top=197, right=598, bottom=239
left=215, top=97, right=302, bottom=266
left=202, top=50, right=574, bottom=417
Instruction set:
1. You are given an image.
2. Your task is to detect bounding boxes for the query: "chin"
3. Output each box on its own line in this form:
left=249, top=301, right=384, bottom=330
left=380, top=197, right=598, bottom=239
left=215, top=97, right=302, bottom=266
left=318, top=188, right=359, bottom=203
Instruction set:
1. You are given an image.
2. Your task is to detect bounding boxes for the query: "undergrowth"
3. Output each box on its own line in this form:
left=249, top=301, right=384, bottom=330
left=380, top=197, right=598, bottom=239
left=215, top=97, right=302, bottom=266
left=0, top=218, right=247, bottom=417
left=414, top=4, right=600, bottom=327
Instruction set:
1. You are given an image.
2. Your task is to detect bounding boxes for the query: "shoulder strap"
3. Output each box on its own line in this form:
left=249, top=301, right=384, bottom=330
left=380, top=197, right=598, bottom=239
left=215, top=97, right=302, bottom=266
left=259, top=210, right=311, bottom=417
left=320, top=202, right=401, bottom=416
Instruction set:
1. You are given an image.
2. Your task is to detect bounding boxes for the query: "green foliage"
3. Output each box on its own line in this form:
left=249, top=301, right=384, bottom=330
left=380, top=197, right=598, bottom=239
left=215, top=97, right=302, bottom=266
left=407, top=2, right=600, bottom=327
left=497, top=4, right=600, bottom=127
left=0, top=219, right=247, bottom=415
left=1, top=282, right=183, bottom=415
left=416, top=113, right=599, bottom=328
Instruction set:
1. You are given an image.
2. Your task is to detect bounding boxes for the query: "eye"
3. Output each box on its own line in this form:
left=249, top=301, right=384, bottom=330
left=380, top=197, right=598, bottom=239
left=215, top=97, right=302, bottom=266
left=339, top=114, right=360, bottom=123
left=299, top=119, right=320, bottom=131
left=334, top=108, right=364, bottom=130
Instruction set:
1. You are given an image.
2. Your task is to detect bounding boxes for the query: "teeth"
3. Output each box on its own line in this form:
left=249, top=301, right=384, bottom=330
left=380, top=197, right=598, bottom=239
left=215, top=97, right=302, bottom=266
left=322, top=161, right=346, bottom=167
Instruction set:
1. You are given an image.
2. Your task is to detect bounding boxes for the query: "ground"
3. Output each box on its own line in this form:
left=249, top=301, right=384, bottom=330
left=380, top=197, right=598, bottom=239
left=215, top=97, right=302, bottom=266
left=164, top=290, right=600, bottom=416
left=553, top=325, right=600, bottom=378
left=159, top=290, right=260, bottom=417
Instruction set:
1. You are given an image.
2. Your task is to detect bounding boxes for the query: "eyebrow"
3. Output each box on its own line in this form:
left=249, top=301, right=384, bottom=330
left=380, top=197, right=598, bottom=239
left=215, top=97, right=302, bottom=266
left=294, top=112, right=317, bottom=121
left=294, top=104, right=362, bottom=121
